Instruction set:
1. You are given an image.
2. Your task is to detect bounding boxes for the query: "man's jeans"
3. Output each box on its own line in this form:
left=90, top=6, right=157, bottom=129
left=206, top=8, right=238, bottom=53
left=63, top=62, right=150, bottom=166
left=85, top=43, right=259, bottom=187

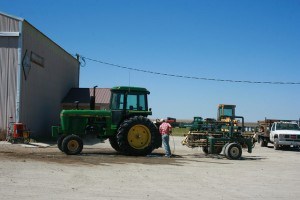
left=162, top=134, right=171, bottom=157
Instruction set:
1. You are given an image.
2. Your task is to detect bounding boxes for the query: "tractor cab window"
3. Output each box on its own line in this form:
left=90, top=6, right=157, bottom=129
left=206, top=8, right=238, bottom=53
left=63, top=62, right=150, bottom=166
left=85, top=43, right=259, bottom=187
left=126, top=94, right=147, bottom=111
left=111, top=93, right=124, bottom=110
left=223, top=108, right=233, bottom=117
left=218, top=108, right=233, bottom=118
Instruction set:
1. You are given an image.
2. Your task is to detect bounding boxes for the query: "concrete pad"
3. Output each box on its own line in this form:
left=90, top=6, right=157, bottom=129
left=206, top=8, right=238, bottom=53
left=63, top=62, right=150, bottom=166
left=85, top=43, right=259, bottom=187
left=0, top=141, right=11, bottom=145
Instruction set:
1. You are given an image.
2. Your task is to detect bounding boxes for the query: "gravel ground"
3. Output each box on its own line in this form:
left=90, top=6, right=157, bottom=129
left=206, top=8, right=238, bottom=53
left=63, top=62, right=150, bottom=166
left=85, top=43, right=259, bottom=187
left=0, top=137, right=300, bottom=200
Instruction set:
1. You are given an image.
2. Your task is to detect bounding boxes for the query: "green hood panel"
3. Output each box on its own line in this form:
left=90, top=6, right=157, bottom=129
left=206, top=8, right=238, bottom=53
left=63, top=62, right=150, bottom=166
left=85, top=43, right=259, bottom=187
left=61, top=110, right=111, bottom=117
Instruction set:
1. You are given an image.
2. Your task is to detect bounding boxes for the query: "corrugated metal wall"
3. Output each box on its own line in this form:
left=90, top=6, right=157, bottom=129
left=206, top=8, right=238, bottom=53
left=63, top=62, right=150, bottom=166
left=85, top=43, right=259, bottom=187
left=0, top=13, right=79, bottom=138
left=0, top=14, right=19, bottom=32
left=20, top=21, right=79, bottom=138
left=0, top=14, right=19, bottom=131
left=0, top=36, right=18, bottom=131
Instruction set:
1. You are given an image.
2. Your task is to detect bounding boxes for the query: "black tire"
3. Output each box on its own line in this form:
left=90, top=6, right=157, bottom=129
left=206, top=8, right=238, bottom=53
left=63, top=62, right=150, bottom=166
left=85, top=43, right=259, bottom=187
left=109, top=135, right=122, bottom=152
left=207, top=146, right=223, bottom=154
left=117, top=116, right=159, bottom=156
left=215, top=146, right=223, bottom=154
left=274, top=139, right=279, bottom=150
left=225, top=143, right=242, bottom=160
left=223, top=143, right=230, bottom=156
left=202, top=146, right=208, bottom=154
left=62, top=135, right=83, bottom=155
left=57, top=134, right=66, bottom=152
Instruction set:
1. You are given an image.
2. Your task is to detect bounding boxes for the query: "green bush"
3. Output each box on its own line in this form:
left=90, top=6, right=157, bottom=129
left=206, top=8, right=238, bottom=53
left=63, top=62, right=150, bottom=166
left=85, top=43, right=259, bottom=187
left=171, top=128, right=189, bottom=137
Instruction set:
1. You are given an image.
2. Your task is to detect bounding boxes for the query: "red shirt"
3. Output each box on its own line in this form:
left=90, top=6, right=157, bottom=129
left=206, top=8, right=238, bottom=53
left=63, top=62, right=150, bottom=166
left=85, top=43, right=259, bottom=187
left=159, top=122, right=172, bottom=135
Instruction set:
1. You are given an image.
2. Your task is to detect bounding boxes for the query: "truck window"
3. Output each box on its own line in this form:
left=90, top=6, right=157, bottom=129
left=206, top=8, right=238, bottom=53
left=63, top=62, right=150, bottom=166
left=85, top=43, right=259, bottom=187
left=271, top=124, right=276, bottom=131
left=279, top=123, right=300, bottom=130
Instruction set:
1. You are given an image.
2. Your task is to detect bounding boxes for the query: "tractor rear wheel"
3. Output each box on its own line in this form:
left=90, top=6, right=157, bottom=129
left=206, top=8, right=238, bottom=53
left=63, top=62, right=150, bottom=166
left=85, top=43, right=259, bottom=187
left=57, top=134, right=66, bottom=152
left=109, top=135, right=122, bottom=153
left=225, top=143, right=242, bottom=160
left=62, top=135, right=83, bottom=155
left=117, top=116, right=158, bottom=156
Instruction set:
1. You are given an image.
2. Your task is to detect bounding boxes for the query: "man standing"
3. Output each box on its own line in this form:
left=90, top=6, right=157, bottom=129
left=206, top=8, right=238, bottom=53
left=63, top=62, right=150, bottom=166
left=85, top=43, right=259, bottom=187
left=159, top=119, right=172, bottom=157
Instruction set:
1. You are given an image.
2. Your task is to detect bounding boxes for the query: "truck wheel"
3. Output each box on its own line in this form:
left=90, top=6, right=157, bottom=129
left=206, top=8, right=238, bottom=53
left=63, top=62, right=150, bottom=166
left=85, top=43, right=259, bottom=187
left=109, top=135, right=122, bottom=152
left=225, top=143, right=242, bottom=160
left=57, top=134, right=66, bottom=152
left=274, top=139, right=280, bottom=150
left=117, top=116, right=158, bottom=156
left=62, top=135, right=83, bottom=155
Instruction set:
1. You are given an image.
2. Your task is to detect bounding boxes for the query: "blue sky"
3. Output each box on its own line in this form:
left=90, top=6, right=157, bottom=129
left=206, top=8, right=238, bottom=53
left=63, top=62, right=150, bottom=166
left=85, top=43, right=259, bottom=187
left=1, top=0, right=300, bottom=121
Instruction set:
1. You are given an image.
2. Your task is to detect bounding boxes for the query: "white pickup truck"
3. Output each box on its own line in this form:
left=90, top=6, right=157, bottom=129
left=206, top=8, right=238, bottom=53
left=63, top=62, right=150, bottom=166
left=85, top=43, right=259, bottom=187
left=270, top=122, right=300, bottom=150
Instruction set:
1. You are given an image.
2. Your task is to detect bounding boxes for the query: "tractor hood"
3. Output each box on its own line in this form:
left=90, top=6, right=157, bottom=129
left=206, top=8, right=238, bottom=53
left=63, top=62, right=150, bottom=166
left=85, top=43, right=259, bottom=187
left=61, top=109, right=111, bottom=117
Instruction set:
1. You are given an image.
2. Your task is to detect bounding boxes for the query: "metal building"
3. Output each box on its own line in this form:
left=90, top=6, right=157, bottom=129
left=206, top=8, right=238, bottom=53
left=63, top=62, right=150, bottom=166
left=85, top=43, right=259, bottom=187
left=0, top=12, right=79, bottom=138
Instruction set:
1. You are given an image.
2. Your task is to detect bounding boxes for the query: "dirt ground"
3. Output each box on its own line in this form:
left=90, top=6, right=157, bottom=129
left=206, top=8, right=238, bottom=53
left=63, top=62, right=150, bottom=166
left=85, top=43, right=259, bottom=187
left=1, top=137, right=300, bottom=200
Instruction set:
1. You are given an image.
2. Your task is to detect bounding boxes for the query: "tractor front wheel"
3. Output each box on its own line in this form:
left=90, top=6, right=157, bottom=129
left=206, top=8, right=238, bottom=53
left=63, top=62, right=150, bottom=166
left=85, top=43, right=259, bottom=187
left=62, top=135, right=83, bottom=155
left=117, top=116, right=158, bottom=156
left=57, top=134, right=67, bottom=152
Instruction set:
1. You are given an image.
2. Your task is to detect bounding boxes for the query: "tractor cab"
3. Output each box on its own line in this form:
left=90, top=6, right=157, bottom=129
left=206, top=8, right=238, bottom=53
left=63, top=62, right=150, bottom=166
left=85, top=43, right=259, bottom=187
left=110, top=86, right=152, bottom=125
left=217, top=104, right=244, bottom=136
left=217, top=104, right=236, bottom=121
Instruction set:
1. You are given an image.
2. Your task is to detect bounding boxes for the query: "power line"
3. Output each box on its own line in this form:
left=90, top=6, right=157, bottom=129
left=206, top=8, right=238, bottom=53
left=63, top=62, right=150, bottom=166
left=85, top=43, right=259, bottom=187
left=77, top=54, right=300, bottom=85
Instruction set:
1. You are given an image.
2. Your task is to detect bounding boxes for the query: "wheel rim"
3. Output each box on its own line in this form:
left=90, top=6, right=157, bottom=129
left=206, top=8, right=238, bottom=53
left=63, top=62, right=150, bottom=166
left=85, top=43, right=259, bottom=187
left=127, top=125, right=151, bottom=149
left=229, top=146, right=240, bottom=158
left=67, top=139, right=79, bottom=152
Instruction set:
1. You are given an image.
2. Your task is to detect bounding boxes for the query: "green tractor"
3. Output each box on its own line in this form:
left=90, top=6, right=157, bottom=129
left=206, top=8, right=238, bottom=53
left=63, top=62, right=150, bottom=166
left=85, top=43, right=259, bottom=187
left=52, top=86, right=162, bottom=156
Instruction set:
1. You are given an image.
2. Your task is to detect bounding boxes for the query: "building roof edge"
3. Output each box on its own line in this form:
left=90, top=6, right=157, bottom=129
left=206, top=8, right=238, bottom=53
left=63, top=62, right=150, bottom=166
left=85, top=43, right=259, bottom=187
left=0, top=11, right=24, bottom=21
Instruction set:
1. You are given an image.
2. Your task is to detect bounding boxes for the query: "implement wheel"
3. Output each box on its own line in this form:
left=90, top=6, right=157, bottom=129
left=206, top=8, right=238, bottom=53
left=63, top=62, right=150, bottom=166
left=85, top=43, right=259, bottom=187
left=62, top=135, right=83, bottom=155
left=117, top=116, right=158, bottom=156
left=225, top=143, right=242, bottom=160
left=202, top=146, right=208, bottom=154
left=223, top=143, right=230, bottom=155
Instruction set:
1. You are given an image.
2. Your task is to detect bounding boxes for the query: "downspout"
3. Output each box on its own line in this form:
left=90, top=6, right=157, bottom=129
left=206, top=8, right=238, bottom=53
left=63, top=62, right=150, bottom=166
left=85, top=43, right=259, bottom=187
left=76, top=54, right=80, bottom=87
left=15, top=20, right=23, bottom=123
